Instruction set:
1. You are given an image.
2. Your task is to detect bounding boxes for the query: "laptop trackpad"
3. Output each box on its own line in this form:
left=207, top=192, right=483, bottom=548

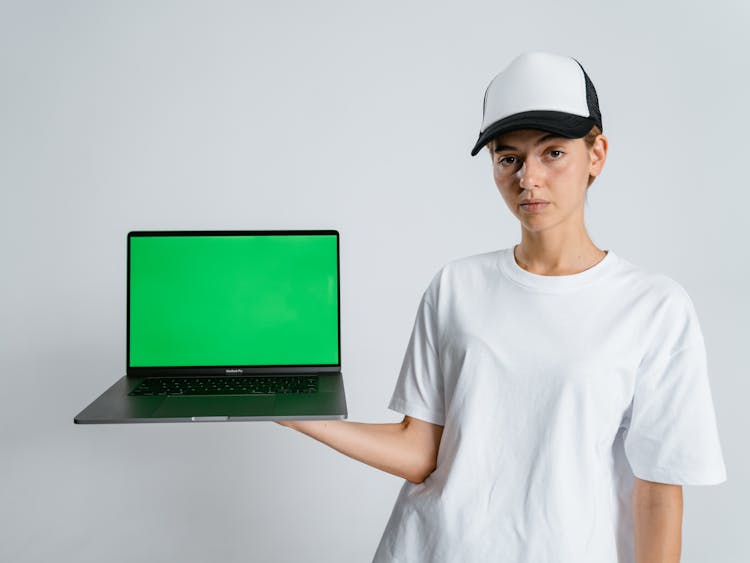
left=152, top=396, right=276, bottom=418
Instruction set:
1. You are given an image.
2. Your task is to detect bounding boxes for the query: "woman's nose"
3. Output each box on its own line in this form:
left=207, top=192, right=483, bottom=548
left=518, top=159, right=542, bottom=189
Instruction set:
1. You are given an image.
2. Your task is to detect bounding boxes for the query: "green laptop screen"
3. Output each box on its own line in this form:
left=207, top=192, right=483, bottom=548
left=129, top=233, right=339, bottom=367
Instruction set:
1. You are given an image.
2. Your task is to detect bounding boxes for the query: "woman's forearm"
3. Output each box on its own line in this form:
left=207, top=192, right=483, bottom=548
left=633, top=478, right=683, bottom=563
left=275, top=419, right=434, bottom=484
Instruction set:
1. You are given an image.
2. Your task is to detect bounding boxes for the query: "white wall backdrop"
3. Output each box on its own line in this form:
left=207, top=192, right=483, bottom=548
left=1, top=1, right=747, bottom=561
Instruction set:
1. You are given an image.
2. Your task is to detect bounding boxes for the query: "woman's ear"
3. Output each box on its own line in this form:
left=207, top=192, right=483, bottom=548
left=589, top=134, right=608, bottom=177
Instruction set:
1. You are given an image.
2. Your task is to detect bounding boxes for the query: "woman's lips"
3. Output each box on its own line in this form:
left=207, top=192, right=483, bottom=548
left=520, top=202, right=550, bottom=212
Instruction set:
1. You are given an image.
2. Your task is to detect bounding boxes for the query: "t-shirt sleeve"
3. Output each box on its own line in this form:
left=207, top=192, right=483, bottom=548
left=387, top=281, right=445, bottom=426
left=623, top=282, right=727, bottom=485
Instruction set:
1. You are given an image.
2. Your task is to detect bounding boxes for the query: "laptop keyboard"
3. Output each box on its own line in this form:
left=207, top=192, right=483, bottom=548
left=128, top=375, right=319, bottom=396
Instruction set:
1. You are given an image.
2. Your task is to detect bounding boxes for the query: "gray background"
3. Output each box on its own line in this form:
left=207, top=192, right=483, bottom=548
left=1, top=1, right=747, bottom=561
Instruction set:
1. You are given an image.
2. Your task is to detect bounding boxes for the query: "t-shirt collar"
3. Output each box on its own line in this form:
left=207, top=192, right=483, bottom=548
left=498, top=245, right=618, bottom=293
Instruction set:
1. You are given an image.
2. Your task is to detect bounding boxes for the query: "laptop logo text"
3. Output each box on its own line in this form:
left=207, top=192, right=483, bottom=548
left=225, top=369, right=244, bottom=374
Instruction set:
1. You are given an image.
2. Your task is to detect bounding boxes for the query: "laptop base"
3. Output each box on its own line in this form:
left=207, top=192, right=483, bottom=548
left=74, top=373, right=348, bottom=424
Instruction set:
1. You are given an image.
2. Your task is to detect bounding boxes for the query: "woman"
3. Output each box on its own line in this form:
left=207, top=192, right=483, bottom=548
left=276, top=52, right=726, bottom=562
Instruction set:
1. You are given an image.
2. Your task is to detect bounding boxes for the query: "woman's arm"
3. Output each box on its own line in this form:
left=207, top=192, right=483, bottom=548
left=275, top=415, right=444, bottom=484
left=633, top=477, right=683, bottom=563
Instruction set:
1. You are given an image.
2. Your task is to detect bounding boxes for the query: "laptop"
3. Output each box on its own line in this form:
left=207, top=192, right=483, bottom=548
left=74, top=230, right=348, bottom=423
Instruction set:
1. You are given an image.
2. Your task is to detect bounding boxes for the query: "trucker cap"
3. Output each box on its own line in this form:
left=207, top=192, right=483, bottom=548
left=470, top=52, right=602, bottom=157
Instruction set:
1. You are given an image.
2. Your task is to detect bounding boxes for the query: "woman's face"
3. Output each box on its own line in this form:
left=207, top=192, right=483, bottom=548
left=490, top=128, right=607, bottom=234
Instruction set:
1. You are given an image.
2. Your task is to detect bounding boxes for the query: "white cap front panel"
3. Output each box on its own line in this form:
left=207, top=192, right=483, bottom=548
left=481, top=52, right=589, bottom=132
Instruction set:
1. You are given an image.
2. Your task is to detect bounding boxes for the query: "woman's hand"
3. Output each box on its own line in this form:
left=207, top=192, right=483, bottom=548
left=274, top=420, right=295, bottom=428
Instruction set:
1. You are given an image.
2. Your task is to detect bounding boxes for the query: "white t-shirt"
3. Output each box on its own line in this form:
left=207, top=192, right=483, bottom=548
left=372, top=246, right=726, bottom=563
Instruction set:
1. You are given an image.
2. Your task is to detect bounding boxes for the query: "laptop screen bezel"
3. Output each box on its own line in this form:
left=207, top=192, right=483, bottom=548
left=126, top=230, right=342, bottom=376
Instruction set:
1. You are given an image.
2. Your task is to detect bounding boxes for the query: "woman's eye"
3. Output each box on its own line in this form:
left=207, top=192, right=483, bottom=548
left=549, top=150, right=564, bottom=158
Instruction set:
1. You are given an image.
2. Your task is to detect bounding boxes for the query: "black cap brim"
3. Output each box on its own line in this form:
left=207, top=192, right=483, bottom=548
left=470, top=110, right=596, bottom=157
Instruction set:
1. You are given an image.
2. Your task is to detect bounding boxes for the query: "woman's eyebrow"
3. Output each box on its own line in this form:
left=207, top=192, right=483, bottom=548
left=493, top=133, right=567, bottom=153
